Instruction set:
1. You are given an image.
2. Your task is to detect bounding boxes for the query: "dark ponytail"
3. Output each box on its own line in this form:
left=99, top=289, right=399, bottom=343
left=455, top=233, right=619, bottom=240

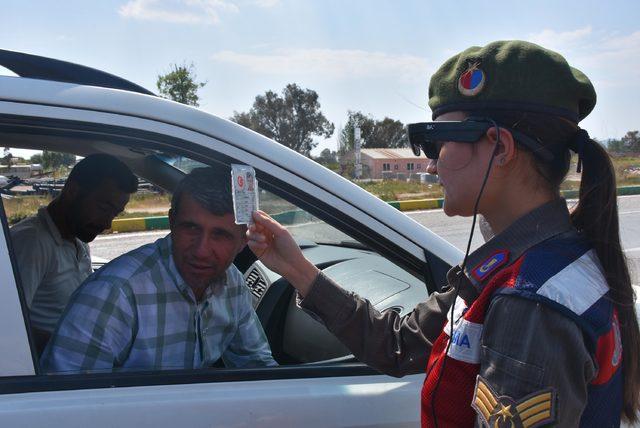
left=571, top=136, right=640, bottom=422
left=471, top=110, right=640, bottom=422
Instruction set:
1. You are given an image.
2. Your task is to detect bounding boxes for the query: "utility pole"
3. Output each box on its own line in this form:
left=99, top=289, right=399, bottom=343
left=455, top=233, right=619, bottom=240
left=354, top=126, right=362, bottom=179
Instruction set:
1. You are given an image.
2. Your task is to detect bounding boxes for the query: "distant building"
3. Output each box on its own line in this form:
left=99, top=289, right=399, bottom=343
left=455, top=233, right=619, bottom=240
left=360, top=148, right=426, bottom=179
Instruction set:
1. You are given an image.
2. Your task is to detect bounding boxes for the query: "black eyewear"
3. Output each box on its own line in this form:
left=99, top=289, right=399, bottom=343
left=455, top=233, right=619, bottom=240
left=407, top=117, right=553, bottom=161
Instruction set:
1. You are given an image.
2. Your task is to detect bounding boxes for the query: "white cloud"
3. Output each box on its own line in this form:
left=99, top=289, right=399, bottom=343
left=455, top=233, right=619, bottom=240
left=526, top=27, right=640, bottom=88
left=118, top=0, right=277, bottom=25
left=252, top=0, right=280, bottom=7
left=594, top=31, right=640, bottom=62
left=528, top=26, right=593, bottom=51
left=211, top=48, right=431, bottom=82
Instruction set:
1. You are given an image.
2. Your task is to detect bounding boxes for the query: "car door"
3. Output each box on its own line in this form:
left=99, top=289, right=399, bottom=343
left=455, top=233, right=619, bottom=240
left=0, top=84, right=457, bottom=427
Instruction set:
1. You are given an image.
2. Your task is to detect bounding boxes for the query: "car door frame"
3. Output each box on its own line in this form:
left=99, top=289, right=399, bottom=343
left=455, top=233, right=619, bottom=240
left=0, top=99, right=449, bottom=427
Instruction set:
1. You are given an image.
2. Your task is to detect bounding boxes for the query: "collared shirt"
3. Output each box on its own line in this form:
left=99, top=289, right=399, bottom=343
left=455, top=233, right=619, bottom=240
left=41, top=234, right=276, bottom=373
left=10, top=207, right=92, bottom=333
left=460, top=197, right=576, bottom=291
left=300, top=198, right=597, bottom=425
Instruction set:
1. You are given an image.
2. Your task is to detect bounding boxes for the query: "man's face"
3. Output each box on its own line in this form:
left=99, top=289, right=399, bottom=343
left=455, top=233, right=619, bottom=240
left=70, top=179, right=130, bottom=243
left=170, top=193, right=247, bottom=291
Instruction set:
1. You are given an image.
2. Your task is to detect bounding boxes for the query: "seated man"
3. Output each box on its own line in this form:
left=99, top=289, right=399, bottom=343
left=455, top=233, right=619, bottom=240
left=42, top=167, right=276, bottom=373
left=10, top=154, right=137, bottom=351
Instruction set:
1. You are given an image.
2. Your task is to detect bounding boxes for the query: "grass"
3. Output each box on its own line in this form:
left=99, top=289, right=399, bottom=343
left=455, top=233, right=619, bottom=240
left=2, top=190, right=293, bottom=225
left=4, top=195, right=52, bottom=225
left=259, top=190, right=298, bottom=215
left=357, top=180, right=443, bottom=201
left=4, top=193, right=171, bottom=225
left=610, top=155, right=640, bottom=186
left=123, top=192, right=171, bottom=211
left=116, top=211, right=169, bottom=219
left=3, top=156, right=639, bottom=225
left=359, top=156, right=640, bottom=201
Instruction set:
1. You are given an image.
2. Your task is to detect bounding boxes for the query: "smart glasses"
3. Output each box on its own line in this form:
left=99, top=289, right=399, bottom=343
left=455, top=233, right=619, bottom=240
left=407, top=117, right=553, bottom=161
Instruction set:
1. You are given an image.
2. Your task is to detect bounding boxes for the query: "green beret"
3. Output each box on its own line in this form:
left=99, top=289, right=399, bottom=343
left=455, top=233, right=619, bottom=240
left=428, top=40, right=596, bottom=123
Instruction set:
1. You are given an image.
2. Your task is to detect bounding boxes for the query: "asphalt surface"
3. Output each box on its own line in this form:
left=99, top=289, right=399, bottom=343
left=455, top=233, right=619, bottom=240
left=90, top=194, right=640, bottom=285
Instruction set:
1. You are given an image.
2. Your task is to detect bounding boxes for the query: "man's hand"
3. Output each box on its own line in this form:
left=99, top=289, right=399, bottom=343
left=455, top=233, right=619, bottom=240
left=246, top=211, right=319, bottom=297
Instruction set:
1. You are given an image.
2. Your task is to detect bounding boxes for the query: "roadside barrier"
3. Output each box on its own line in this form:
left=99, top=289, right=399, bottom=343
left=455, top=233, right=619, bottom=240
left=110, top=216, right=169, bottom=233
left=108, top=185, right=640, bottom=234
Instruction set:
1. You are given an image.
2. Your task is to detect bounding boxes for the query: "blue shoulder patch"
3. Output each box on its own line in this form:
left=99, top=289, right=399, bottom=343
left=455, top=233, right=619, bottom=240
left=471, top=250, right=509, bottom=282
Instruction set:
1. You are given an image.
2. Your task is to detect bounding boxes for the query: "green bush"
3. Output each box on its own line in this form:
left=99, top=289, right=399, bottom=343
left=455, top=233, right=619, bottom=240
left=7, top=212, right=29, bottom=225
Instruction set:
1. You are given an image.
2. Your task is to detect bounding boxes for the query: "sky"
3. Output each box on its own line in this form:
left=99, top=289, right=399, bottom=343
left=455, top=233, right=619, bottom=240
left=2, top=0, right=640, bottom=158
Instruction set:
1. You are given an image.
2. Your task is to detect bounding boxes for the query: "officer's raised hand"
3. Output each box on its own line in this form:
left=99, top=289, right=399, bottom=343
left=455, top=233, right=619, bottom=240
left=246, top=210, right=319, bottom=297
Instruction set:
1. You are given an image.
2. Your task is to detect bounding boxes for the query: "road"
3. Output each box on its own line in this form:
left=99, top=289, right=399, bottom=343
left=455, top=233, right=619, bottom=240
left=90, top=194, right=640, bottom=285
left=409, top=194, right=640, bottom=285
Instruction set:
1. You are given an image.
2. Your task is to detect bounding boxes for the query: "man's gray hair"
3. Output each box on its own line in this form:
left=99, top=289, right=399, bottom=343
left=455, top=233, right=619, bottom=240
left=171, top=167, right=234, bottom=216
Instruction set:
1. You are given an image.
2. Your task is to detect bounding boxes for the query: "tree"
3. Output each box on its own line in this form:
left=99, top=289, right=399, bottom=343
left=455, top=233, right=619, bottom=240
left=231, top=84, right=335, bottom=156
left=315, top=148, right=338, bottom=165
left=41, top=151, right=76, bottom=170
left=2, top=147, right=12, bottom=170
left=156, top=63, right=207, bottom=107
left=373, top=117, right=408, bottom=149
left=621, top=130, right=640, bottom=152
left=607, top=138, right=625, bottom=153
left=338, top=111, right=408, bottom=152
left=607, top=131, right=640, bottom=153
left=338, top=111, right=375, bottom=153
left=29, top=153, right=43, bottom=164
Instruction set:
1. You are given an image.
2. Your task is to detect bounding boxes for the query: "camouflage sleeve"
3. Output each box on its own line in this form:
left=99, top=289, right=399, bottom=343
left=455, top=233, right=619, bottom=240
left=299, top=271, right=456, bottom=377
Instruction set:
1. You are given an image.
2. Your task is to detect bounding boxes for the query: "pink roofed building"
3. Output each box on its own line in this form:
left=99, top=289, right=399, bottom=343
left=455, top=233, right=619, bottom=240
left=360, top=148, right=426, bottom=179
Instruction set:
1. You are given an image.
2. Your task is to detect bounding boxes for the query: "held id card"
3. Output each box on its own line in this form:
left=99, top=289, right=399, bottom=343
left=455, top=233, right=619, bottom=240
left=231, top=164, right=259, bottom=224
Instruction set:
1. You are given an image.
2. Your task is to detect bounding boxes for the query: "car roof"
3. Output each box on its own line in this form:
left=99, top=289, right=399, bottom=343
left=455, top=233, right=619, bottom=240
left=0, top=51, right=462, bottom=267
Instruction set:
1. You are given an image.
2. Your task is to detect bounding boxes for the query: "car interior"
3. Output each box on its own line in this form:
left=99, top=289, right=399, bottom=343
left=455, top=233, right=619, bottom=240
left=0, top=118, right=430, bottom=373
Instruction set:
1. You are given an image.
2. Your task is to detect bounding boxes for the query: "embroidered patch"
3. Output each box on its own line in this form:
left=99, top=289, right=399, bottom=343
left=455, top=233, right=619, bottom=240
left=458, top=62, right=485, bottom=96
left=471, top=250, right=509, bottom=282
left=446, top=318, right=483, bottom=364
left=593, top=311, right=623, bottom=385
left=441, top=296, right=481, bottom=363
left=472, top=376, right=556, bottom=428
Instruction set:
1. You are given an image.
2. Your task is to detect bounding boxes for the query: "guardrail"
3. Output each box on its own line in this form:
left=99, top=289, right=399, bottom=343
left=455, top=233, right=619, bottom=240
left=108, top=185, right=640, bottom=234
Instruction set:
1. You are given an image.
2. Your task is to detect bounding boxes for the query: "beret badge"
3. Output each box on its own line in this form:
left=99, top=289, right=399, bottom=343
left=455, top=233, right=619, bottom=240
left=458, top=62, right=485, bottom=97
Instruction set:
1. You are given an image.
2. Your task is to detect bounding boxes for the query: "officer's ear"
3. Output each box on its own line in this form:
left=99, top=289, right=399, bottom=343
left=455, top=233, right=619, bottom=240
left=486, top=126, right=517, bottom=168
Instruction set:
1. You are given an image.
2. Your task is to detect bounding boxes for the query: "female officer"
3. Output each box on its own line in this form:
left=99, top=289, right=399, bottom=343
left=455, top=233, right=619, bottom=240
left=247, top=40, right=640, bottom=427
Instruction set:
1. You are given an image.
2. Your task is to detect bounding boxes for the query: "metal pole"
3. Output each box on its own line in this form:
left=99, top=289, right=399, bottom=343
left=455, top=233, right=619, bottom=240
left=354, top=127, right=362, bottom=179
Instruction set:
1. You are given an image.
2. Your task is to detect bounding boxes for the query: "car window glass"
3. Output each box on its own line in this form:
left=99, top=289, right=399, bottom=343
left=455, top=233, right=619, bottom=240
left=4, top=148, right=426, bottom=378
left=153, top=155, right=427, bottom=366
left=157, top=154, right=355, bottom=246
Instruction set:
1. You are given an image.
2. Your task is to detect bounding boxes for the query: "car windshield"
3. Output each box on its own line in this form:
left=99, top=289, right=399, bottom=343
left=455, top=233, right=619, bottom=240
left=158, top=155, right=359, bottom=248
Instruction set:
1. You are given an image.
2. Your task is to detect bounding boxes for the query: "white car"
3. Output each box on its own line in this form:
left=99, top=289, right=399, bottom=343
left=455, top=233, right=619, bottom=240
left=3, top=49, right=638, bottom=428
left=0, top=50, right=462, bottom=427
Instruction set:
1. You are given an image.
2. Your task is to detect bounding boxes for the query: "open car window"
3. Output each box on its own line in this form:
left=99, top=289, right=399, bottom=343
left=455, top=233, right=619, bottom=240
left=0, top=62, right=437, bottom=425
left=159, top=154, right=355, bottom=247
left=0, top=116, right=431, bottom=386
